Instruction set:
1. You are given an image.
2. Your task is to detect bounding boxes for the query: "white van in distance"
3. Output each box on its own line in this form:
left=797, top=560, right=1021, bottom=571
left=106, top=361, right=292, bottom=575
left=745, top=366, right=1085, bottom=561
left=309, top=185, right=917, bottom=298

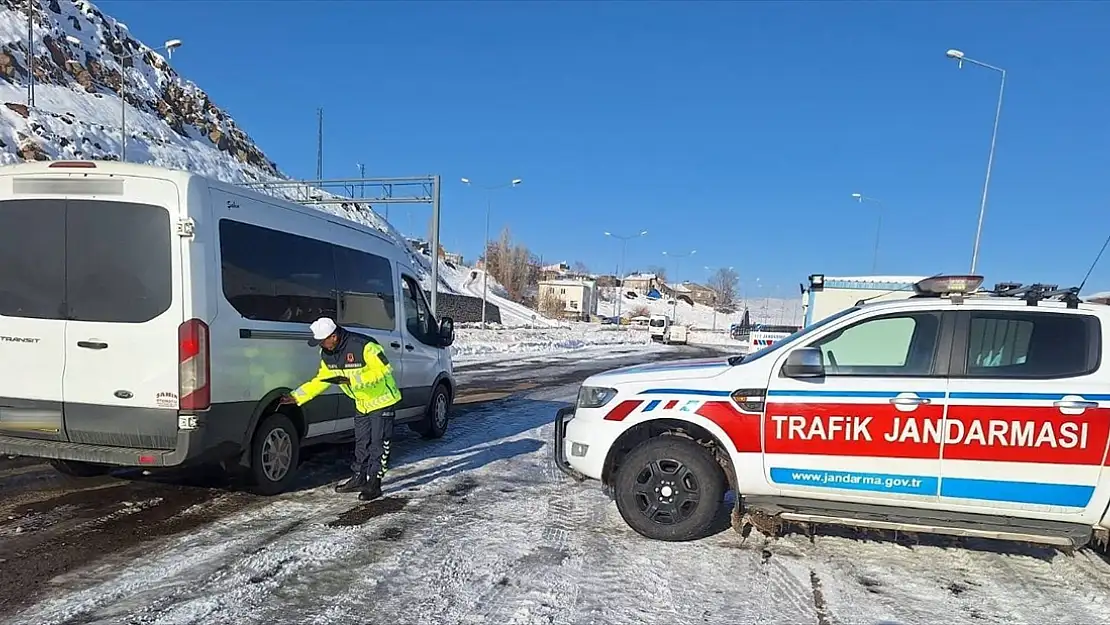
left=648, top=314, right=669, bottom=342
left=0, top=160, right=457, bottom=494
left=555, top=275, right=1110, bottom=551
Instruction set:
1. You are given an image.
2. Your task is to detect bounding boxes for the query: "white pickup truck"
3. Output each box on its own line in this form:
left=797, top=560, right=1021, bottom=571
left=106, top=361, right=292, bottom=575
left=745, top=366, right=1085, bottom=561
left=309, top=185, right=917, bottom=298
left=555, top=275, right=1110, bottom=552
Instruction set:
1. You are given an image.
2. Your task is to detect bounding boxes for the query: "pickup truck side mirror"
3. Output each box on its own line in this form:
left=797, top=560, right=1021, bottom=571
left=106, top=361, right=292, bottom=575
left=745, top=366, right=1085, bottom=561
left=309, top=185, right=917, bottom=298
left=782, top=347, right=824, bottom=378
left=438, top=316, right=455, bottom=347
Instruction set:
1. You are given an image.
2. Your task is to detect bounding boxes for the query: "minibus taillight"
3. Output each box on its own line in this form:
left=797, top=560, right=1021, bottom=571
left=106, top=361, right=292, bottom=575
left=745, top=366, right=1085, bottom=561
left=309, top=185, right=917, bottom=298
left=179, top=319, right=210, bottom=411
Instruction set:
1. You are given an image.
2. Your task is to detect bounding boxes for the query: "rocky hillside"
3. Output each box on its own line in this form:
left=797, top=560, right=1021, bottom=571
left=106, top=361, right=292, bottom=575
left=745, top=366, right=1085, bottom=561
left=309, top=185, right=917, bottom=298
left=0, top=0, right=280, bottom=180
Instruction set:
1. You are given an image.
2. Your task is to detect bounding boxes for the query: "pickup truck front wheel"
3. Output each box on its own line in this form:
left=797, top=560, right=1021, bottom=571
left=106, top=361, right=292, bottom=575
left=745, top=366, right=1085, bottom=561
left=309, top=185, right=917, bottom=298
left=613, top=436, right=725, bottom=541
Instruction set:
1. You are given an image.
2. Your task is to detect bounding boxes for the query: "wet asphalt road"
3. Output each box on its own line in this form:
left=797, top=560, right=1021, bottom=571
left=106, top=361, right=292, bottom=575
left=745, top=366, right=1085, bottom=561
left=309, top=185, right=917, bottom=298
left=0, top=344, right=733, bottom=619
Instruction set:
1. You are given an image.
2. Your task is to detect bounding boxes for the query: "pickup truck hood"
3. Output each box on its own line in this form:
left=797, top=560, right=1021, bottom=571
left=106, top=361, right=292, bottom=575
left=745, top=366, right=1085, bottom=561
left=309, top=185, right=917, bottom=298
left=585, top=356, right=733, bottom=386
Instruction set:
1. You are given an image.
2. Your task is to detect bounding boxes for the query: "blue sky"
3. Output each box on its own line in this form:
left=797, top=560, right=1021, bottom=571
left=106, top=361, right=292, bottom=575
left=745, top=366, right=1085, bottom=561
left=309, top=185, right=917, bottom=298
left=102, top=0, right=1110, bottom=295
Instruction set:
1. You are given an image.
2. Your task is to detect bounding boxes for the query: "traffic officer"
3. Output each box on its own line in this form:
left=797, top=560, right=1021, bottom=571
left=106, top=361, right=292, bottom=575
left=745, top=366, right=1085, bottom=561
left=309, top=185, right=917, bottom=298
left=280, top=317, right=402, bottom=501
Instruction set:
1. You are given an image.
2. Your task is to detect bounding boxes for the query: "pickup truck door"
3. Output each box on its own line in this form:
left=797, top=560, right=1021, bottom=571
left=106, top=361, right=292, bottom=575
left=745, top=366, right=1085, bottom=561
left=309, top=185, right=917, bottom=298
left=941, top=308, right=1110, bottom=522
left=763, top=309, right=954, bottom=506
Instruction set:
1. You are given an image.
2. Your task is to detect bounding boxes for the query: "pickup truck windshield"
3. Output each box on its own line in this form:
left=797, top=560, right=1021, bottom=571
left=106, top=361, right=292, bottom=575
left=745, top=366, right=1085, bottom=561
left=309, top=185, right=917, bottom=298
left=729, top=306, right=860, bottom=365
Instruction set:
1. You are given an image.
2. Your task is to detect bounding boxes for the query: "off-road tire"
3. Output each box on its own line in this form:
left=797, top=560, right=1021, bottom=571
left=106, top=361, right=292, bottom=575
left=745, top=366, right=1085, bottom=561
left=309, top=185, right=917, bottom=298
left=614, top=435, right=726, bottom=542
left=247, top=412, right=301, bottom=496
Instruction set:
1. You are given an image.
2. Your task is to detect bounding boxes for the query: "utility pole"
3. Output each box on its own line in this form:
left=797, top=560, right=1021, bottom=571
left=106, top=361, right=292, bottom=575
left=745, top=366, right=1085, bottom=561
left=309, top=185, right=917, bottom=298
left=357, top=163, right=365, bottom=198
left=26, top=0, right=33, bottom=107
left=316, top=108, right=323, bottom=180
left=430, top=175, right=441, bottom=315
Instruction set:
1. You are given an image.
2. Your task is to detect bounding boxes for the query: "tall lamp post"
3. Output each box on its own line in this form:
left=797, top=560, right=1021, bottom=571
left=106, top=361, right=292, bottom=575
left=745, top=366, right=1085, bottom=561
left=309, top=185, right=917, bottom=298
left=662, top=249, right=696, bottom=323
left=604, top=229, right=647, bottom=320
left=460, top=177, right=522, bottom=328
left=79, top=36, right=183, bottom=162
left=945, top=48, right=1006, bottom=275
left=850, top=193, right=884, bottom=273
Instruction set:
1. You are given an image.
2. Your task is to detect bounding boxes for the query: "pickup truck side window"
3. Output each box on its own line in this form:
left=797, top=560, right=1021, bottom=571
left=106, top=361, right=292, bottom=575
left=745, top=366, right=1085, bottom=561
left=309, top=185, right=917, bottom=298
left=964, top=311, right=1097, bottom=379
left=810, top=312, right=941, bottom=377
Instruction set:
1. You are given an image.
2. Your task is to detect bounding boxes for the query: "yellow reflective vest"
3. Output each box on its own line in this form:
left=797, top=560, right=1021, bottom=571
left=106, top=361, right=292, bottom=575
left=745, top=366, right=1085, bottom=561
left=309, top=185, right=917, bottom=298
left=291, top=330, right=402, bottom=414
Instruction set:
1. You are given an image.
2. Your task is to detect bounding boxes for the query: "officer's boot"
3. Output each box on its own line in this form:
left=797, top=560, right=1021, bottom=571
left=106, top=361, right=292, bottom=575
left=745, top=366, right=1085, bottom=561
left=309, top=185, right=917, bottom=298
left=334, top=472, right=368, bottom=493
left=358, top=477, right=383, bottom=501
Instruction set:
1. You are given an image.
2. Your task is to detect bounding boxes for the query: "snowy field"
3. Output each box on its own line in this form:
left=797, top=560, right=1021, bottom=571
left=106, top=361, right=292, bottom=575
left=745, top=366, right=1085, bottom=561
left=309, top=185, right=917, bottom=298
left=7, top=358, right=1110, bottom=625
left=450, top=324, right=747, bottom=365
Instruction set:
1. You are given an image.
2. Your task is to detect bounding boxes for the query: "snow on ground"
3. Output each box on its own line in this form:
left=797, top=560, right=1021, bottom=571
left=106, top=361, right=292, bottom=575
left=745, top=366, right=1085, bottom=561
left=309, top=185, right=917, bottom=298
left=449, top=323, right=748, bottom=365
left=451, top=323, right=658, bottom=363
left=598, top=288, right=803, bottom=328
left=688, top=329, right=747, bottom=349
left=10, top=373, right=1110, bottom=625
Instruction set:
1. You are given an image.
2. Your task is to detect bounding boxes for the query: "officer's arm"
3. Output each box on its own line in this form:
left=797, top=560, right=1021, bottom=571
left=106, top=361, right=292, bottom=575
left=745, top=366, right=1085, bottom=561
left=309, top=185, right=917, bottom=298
left=353, top=342, right=393, bottom=389
left=290, top=360, right=330, bottom=405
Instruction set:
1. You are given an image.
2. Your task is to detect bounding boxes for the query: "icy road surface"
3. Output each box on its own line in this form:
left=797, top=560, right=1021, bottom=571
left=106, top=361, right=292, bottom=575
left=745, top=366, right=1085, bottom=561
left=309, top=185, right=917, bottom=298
left=5, top=349, right=1110, bottom=624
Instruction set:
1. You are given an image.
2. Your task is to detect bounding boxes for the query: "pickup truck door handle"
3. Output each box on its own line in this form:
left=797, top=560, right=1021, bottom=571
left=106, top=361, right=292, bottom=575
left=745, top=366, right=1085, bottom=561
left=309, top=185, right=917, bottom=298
left=390, top=341, right=401, bottom=349
left=889, top=396, right=930, bottom=406
left=405, top=344, right=415, bottom=351
left=76, top=341, right=108, bottom=350
left=1054, top=399, right=1099, bottom=411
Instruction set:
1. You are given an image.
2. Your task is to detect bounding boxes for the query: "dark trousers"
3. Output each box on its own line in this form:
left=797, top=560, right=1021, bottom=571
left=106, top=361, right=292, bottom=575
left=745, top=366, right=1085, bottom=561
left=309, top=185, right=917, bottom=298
left=352, top=409, right=394, bottom=479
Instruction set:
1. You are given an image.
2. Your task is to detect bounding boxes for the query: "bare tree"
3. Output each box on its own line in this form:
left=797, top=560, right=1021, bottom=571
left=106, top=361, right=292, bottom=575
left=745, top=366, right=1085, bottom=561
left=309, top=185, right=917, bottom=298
left=630, top=305, right=651, bottom=318
left=538, top=289, right=565, bottom=316
left=482, top=227, right=539, bottom=302
left=708, top=267, right=740, bottom=307
left=572, top=260, right=590, bottom=276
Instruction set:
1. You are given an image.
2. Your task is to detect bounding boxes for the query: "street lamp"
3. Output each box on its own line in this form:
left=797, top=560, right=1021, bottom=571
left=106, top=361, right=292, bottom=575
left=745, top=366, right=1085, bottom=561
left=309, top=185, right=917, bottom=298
left=460, top=177, right=522, bottom=328
left=604, top=229, right=648, bottom=320
left=662, top=249, right=696, bottom=323
left=945, top=48, right=1006, bottom=274
left=116, top=39, right=183, bottom=162
left=851, top=193, right=884, bottom=273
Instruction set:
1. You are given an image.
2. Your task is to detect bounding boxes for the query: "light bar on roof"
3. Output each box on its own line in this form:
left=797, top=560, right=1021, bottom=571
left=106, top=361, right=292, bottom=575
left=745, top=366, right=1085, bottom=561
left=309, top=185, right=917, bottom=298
left=48, top=161, right=97, bottom=168
left=914, top=275, right=984, bottom=296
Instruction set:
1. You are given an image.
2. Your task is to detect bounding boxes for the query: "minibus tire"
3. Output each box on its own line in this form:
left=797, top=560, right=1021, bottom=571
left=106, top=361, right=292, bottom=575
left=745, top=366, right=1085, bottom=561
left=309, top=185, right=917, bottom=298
left=247, top=413, right=301, bottom=496
left=412, top=381, right=450, bottom=439
left=49, top=459, right=110, bottom=478
left=613, top=436, right=725, bottom=542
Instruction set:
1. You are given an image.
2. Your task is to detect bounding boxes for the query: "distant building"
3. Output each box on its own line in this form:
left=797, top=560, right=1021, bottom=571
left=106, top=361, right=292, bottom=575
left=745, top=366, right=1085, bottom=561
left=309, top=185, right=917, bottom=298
left=540, top=261, right=571, bottom=281
left=444, top=252, right=464, bottom=266
left=595, top=274, right=618, bottom=288
left=538, top=278, right=598, bottom=321
left=622, top=273, right=660, bottom=294
left=680, top=281, right=718, bottom=306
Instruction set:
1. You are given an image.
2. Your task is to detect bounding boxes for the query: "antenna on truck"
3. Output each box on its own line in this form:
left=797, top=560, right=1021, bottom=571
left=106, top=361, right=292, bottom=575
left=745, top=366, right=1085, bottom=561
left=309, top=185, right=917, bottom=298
left=1078, top=231, right=1110, bottom=297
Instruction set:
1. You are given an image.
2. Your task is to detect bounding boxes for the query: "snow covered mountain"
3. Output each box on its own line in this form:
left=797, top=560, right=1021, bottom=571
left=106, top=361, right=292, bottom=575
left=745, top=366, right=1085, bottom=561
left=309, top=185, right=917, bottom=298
left=0, top=0, right=280, bottom=179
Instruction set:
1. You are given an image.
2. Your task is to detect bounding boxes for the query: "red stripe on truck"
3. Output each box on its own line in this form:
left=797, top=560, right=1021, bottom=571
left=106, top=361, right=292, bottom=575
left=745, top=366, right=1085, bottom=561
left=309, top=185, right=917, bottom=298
left=604, top=400, right=643, bottom=422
